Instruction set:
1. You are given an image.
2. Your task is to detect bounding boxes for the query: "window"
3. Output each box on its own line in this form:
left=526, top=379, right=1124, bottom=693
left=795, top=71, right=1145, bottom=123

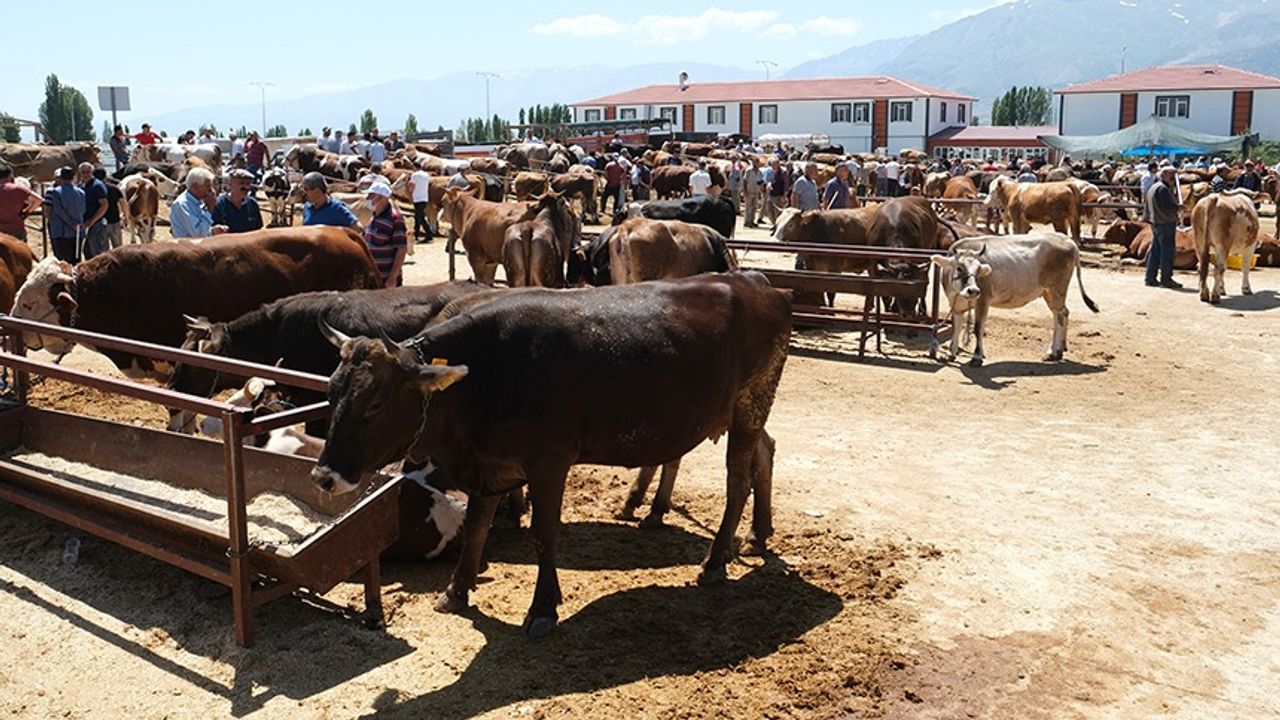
left=759, top=104, right=778, bottom=124
left=620, top=108, right=637, bottom=120
left=940, top=102, right=948, bottom=123
left=831, top=103, right=852, bottom=123
left=853, top=102, right=871, bottom=123
left=958, top=103, right=967, bottom=123
left=707, top=105, right=726, bottom=125
left=660, top=107, right=678, bottom=124
left=1155, top=95, right=1190, bottom=118
left=890, top=101, right=913, bottom=123
left=583, top=109, right=602, bottom=122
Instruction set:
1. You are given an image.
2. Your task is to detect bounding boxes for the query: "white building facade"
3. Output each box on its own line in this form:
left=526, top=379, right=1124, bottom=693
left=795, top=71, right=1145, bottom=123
left=1056, top=65, right=1280, bottom=140
left=572, top=77, right=975, bottom=154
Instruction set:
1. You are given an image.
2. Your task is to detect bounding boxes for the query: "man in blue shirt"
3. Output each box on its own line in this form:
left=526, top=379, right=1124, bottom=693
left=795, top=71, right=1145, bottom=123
left=212, top=169, right=264, bottom=234
left=169, top=167, right=220, bottom=239
left=77, top=163, right=110, bottom=259
left=300, top=172, right=360, bottom=229
left=47, top=167, right=85, bottom=262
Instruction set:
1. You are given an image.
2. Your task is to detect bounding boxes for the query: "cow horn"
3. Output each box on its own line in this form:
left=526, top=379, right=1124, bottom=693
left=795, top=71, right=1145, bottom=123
left=977, top=243, right=987, bottom=257
left=378, top=330, right=400, bottom=354
left=317, top=317, right=352, bottom=349
left=55, top=272, right=74, bottom=285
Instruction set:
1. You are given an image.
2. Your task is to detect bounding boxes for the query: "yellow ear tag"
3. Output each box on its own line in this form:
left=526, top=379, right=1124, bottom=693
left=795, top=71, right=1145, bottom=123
left=431, top=357, right=448, bottom=366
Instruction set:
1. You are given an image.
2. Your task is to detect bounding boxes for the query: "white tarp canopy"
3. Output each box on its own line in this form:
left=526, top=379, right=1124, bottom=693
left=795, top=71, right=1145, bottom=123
left=1039, top=115, right=1252, bottom=157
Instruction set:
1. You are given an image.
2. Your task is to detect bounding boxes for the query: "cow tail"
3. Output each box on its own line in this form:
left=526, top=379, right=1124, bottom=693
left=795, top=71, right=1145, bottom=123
left=1073, top=243, right=1100, bottom=313
left=709, top=230, right=737, bottom=272
left=938, top=218, right=961, bottom=248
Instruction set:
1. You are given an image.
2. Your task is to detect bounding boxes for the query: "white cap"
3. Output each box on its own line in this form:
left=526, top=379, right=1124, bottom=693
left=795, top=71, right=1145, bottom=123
left=365, top=181, right=392, bottom=198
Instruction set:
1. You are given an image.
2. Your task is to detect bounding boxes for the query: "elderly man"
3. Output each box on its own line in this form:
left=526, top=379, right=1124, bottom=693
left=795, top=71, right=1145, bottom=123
left=300, top=172, right=360, bottom=229
left=742, top=156, right=762, bottom=227
left=1145, top=165, right=1182, bottom=289
left=362, top=181, right=408, bottom=288
left=169, top=167, right=223, bottom=239
left=765, top=158, right=790, bottom=226
left=790, top=164, right=820, bottom=211
left=78, top=162, right=111, bottom=259
left=212, top=169, right=264, bottom=234
left=822, top=164, right=854, bottom=210
left=0, top=163, right=45, bottom=241
left=1233, top=160, right=1262, bottom=192
left=47, top=167, right=86, bottom=262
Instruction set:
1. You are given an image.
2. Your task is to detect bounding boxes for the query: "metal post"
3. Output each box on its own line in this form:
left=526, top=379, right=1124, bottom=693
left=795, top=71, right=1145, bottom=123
left=222, top=409, right=254, bottom=647
left=250, top=82, right=273, bottom=134
left=476, top=72, right=499, bottom=135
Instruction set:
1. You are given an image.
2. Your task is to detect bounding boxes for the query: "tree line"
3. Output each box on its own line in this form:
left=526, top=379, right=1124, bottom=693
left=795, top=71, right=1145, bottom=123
left=990, top=86, right=1054, bottom=126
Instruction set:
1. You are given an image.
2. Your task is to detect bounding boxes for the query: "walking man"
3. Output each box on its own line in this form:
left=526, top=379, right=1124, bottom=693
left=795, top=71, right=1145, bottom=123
left=766, top=158, right=790, bottom=225
left=742, top=157, right=763, bottom=227
left=408, top=166, right=434, bottom=240
left=1145, top=166, right=1182, bottom=289
left=822, top=164, right=854, bottom=210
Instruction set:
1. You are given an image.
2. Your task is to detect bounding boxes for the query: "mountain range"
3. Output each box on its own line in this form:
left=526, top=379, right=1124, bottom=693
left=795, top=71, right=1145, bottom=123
left=147, top=0, right=1280, bottom=134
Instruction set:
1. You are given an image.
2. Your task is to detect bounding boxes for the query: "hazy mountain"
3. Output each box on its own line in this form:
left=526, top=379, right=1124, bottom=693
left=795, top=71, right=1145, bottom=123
left=144, top=63, right=755, bottom=137
left=788, top=0, right=1280, bottom=119
left=784, top=35, right=918, bottom=78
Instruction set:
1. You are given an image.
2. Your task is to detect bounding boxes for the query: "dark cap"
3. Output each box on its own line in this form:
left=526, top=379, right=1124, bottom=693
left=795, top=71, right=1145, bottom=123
left=58, top=166, right=75, bottom=180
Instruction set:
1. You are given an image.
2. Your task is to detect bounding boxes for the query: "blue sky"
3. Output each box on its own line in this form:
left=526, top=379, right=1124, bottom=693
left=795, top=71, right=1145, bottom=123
left=1, top=1, right=1005, bottom=124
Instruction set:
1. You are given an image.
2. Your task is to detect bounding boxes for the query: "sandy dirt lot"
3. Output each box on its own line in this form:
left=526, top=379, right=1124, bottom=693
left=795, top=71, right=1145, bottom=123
left=0, top=203, right=1278, bottom=719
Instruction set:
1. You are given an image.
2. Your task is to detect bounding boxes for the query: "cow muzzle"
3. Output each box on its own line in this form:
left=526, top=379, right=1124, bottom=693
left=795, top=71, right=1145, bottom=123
left=311, top=465, right=359, bottom=495
left=962, top=285, right=981, bottom=298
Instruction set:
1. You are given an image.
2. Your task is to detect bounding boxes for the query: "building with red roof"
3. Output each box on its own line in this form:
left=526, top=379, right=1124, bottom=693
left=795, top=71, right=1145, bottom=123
left=571, top=76, right=977, bottom=153
left=1055, top=64, right=1280, bottom=139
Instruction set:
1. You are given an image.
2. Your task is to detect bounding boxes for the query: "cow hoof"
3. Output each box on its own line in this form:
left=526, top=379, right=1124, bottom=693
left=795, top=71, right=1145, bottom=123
left=741, top=536, right=768, bottom=557
left=697, top=564, right=728, bottom=586
left=1243, top=287, right=1254, bottom=296
left=638, top=513, right=666, bottom=529
left=523, top=614, right=558, bottom=638
left=434, top=590, right=468, bottom=614
left=1210, top=296, right=1222, bottom=305
left=968, top=357, right=984, bottom=368
left=615, top=506, right=640, bottom=522
left=1043, top=352, right=1063, bottom=362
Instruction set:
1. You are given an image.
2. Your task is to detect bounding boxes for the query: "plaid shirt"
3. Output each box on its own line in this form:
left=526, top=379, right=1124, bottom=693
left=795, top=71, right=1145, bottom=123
left=363, top=204, right=407, bottom=285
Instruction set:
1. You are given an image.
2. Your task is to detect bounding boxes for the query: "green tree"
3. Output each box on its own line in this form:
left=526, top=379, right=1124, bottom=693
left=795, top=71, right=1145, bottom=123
left=265, top=124, right=288, bottom=138
left=518, top=108, right=525, bottom=126
left=299, top=127, right=313, bottom=136
left=359, top=108, right=378, bottom=134
left=348, top=122, right=358, bottom=137
left=37, top=74, right=94, bottom=143
left=991, top=85, right=1053, bottom=126
left=0, top=113, right=20, bottom=143
left=403, top=113, right=419, bottom=137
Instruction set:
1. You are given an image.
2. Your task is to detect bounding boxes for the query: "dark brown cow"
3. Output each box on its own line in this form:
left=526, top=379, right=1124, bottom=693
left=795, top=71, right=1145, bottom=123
left=311, top=272, right=792, bottom=637
left=441, top=189, right=536, bottom=283
left=502, top=193, right=581, bottom=288
left=11, top=227, right=381, bottom=378
left=0, top=233, right=36, bottom=313
left=0, top=142, right=100, bottom=182
left=773, top=206, right=879, bottom=274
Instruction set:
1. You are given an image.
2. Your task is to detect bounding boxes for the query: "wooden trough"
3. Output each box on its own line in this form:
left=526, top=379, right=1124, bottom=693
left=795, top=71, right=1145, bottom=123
left=0, top=316, right=403, bottom=647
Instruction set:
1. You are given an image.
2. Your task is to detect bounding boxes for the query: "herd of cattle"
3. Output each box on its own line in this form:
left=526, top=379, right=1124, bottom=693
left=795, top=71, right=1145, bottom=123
left=0, top=133, right=1274, bottom=636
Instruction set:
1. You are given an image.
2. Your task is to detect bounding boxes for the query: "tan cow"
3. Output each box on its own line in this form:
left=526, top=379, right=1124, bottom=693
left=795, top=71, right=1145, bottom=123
left=513, top=171, right=549, bottom=200
left=1067, top=178, right=1111, bottom=238
left=923, top=172, right=950, bottom=198
left=1192, top=191, right=1259, bottom=304
left=118, top=175, right=159, bottom=244
left=441, top=188, right=535, bottom=283
left=501, top=192, right=581, bottom=288
left=0, top=232, right=36, bottom=313
left=942, top=175, right=979, bottom=225
left=986, top=177, right=1082, bottom=242
left=607, top=217, right=737, bottom=285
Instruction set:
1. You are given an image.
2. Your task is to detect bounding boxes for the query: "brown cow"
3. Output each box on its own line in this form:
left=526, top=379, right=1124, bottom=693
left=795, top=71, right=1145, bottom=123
left=285, top=144, right=368, bottom=181
left=11, top=227, right=381, bottom=378
left=0, top=232, right=36, bottom=313
left=118, top=175, right=159, bottom=244
left=502, top=193, right=580, bottom=288
left=986, top=177, right=1082, bottom=242
left=441, top=188, right=536, bottom=283
left=0, top=142, right=100, bottom=182
left=549, top=166, right=601, bottom=224
left=1192, top=191, right=1259, bottom=303
left=389, top=174, right=483, bottom=236
left=773, top=206, right=879, bottom=275
left=942, top=175, right=979, bottom=225
left=1067, top=178, right=1110, bottom=238
left=513, top=171, right=549, bottom=200
left=1127, top=225, right=1197, bottom=269
left=607, top=217, right=737, bottom=285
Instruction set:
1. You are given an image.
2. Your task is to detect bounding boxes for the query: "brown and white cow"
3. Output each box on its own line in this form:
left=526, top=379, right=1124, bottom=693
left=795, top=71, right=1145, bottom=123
left=931, top=232, right=1099, bottom=366
left=0, top=232, right=36, bottom=314
left=985, top=177, right=1083, bottom=242
left=1192, top=191, right=1259, bottom=304
left=389, top=174, right=484, bottom=237
left=118, top=174, right=159, bottom=244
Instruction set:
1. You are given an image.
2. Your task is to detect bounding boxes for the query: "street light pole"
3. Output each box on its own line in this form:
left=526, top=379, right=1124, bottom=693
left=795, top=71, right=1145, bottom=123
left=1120, top=46, right=1128, bottom=74
left=249, top=81, right=273, bottom=133
left=757, top=60, right=778, bottom=80
left=476, top=72, right=499, bottom=120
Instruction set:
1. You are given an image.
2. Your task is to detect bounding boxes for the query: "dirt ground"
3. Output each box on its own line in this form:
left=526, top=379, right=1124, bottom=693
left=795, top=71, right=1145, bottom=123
left=1, top=204, right=1278, bottom=719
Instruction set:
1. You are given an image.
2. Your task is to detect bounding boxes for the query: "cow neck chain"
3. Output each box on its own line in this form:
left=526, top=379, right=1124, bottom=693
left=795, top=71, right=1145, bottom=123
left=402, top=392, right=433, bottom=465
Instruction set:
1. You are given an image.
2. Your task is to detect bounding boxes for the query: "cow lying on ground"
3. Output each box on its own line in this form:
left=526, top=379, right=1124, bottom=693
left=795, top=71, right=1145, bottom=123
left=1192, top=192, right=1260, bottom=304
left=11, top=227, right=381, bottom=379
left=1107, top=221, right=1197, bottom=268
left=615, top=194, right=736, bottom=239
left=311, top=272, right=791, bottom=637
left=502, top=193, right=580, bottom=288
left=931, top=232, right=1099, bottom=366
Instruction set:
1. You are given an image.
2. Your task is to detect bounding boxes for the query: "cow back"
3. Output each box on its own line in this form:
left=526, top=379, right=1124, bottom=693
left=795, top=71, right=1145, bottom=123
left=0, top=233, right=35, bottom=312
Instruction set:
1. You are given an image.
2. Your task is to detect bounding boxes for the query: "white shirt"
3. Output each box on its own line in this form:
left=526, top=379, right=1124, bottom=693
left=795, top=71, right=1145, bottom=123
left=368, top=142, right=387, bottom=163
left=689, top=169, right=713, bottom=195
left=885, top=161, right=901, bottom=180
left=409, top=170, right=432, bottom=203
left=338, top=140, right=352, bottom=155
left=230, top=139, right=245, bottom=159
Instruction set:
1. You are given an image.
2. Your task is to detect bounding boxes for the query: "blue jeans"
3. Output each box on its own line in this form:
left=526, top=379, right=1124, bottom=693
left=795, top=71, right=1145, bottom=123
left=1146, top=222, right=1176, bottom=284
left=83, top=222, right=110, bottom=260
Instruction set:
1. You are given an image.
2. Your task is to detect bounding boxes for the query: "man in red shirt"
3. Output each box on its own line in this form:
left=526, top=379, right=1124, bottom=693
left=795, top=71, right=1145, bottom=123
left=243, top=131, right=270, bottom=178
left=601, top=156, right=626, bottom=216
left=0, top=163, right=45, bottom=240
left=134, top=123, right=161, bottom=146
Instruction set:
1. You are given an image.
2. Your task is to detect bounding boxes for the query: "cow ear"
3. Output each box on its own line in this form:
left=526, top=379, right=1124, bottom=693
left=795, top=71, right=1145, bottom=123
left=930, top=254, right=952, bottom=269
left=416, top=364, right=468, bottom=393
left=977, top=263, right=993, bottom=278
left=54, top=291, right=78, bottom=313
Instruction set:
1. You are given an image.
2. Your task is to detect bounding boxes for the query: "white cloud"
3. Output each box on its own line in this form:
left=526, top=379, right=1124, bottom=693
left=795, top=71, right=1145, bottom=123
left=532, top=14, right=624, bottom=37
left=635, top=8, right=779, bottom=45
left=800, top=16, right=862, bottom=37
left=764, top=23, right=797, bottom=39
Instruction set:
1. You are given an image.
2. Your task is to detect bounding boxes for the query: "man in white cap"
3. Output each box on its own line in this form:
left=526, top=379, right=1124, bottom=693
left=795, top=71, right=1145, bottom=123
left=212, top=169, right=264, bottom=234
left=362, top=181, right=408, bottom=287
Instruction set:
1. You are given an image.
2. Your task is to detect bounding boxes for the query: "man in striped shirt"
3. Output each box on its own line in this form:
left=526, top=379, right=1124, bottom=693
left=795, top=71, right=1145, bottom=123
left=362, top=181, right=408, bottom=287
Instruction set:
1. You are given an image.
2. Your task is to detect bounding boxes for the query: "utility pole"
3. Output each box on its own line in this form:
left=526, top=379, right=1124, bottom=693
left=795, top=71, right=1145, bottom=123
left=757, top=60, right=778, bottom=80
left=1120, top=46, right=1128, bottom=74
left=476, top=72, right=499, bottom=120
left=250, top=81, right=273, bottom=133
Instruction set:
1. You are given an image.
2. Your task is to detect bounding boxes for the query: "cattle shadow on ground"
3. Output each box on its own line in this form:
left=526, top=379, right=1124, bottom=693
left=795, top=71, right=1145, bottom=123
left=958, top=359, right=1107, bottom=391
left=479, top=520, right=711, bottom=571
left=1212, top=289, right=1280, bottom=312
left=0, top=506, right=413, bottom=718
left=358, top=557, right=843, bottom=720
left=789, top=327, right=947, bottom=372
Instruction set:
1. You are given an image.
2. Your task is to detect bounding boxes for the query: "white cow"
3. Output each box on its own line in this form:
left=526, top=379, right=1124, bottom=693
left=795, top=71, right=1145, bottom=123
left=931, top=232, right=1099, bottom=366
left=197, top=377, right=325, bottom=457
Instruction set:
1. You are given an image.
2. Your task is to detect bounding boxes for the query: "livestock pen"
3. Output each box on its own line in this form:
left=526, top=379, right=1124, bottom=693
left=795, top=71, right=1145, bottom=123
left=0, top=316, right=402, bottom=647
